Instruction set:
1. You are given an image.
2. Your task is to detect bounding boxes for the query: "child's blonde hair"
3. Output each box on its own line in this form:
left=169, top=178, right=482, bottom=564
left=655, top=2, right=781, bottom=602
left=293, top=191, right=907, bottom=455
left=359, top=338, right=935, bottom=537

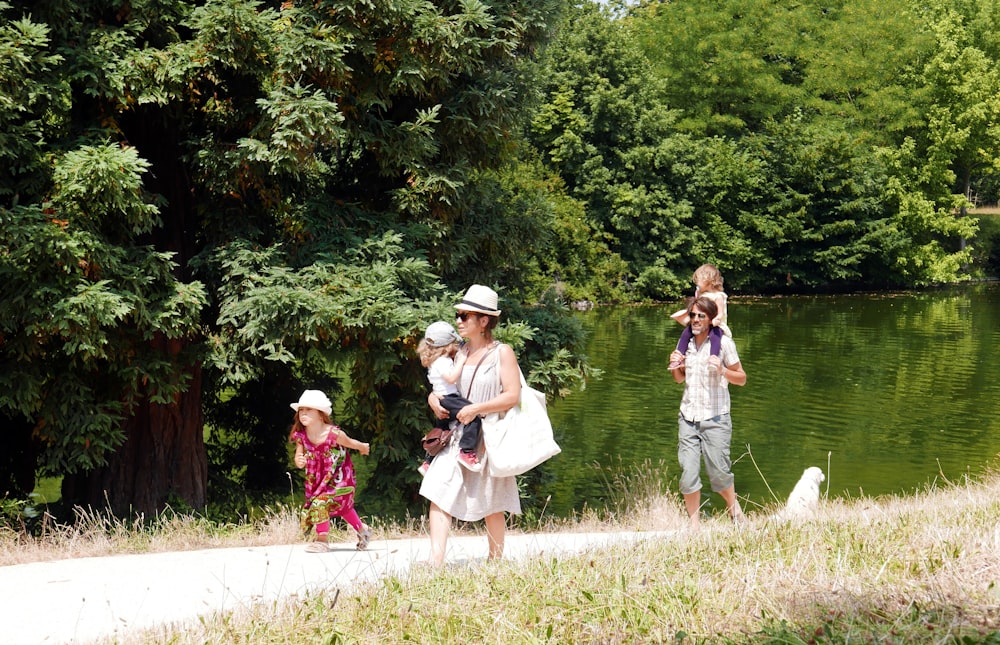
left=417, top=338, right=457, bottom=368
left=287, top=409, right=333, bottom=442
left=693, top=264, right=724, bottom=292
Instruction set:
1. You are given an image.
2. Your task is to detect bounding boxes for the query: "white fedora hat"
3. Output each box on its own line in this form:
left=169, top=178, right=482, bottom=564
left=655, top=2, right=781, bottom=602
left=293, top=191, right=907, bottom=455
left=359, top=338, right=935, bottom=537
left=454, top=284, right=501, bottom=316
left=290, top=389, right=333, bottom=415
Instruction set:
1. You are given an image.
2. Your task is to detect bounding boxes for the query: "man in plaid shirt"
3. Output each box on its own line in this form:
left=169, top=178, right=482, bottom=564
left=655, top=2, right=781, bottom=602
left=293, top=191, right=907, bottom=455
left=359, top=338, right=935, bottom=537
left=668, top=296, right=748, bottom=530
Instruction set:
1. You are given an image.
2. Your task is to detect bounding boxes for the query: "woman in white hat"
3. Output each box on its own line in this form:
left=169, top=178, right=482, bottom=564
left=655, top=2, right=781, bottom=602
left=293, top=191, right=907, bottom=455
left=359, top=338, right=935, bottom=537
left=419, top=285, right=523, bottom=566
left=288, top=389, right=373, bottom=552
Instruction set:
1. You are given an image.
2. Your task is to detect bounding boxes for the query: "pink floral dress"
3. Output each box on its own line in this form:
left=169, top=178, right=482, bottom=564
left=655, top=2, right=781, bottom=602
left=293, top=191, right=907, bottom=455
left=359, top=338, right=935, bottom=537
left=292, top=425, right=357, bottom=533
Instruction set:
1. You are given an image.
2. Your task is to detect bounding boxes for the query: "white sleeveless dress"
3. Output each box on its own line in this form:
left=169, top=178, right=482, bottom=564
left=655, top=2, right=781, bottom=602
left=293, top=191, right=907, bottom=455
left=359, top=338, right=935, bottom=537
left=708, top=290, right=732, bottom=337
left=419, top=344, right=522, bottom=521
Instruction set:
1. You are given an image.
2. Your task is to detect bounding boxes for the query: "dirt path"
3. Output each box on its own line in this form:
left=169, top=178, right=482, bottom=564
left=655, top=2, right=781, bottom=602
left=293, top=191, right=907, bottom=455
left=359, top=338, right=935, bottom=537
left=0, top=530, right=668, bottom=644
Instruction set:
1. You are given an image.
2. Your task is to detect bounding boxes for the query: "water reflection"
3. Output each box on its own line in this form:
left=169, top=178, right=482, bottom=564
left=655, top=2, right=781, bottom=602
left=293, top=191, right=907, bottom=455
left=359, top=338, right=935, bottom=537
left=545, top=284, right=1000, bottom=517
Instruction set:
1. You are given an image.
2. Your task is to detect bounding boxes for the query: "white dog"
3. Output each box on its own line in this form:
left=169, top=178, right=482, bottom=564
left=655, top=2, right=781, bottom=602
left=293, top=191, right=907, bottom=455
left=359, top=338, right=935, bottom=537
left=775, top=466, right=825, bottom=521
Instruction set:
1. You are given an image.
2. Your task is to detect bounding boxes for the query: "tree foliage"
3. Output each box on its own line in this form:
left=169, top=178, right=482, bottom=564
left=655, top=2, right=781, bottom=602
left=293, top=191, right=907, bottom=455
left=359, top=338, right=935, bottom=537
left=2, top=0, right=996, bottom=518
left=0, top=0, right=578, bottom=516
left=524, top=0, right=986, bottom=299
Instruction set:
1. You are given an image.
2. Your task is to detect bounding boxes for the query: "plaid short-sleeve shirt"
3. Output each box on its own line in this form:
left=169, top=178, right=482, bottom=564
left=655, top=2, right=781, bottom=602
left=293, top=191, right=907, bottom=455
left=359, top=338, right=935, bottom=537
left=678, top=333, right=740, bottom=422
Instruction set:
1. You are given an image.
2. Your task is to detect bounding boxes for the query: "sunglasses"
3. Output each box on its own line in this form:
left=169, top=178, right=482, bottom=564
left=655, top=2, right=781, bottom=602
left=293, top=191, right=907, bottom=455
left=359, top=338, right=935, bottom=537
left=456, top=312, right=479, bottom=322
left=688, top=312, right=709, bottom=320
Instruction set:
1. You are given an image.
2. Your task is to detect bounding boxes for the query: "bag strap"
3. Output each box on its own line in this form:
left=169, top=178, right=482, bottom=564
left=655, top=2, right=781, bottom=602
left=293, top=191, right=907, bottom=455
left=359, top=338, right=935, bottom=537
left=464, top=342, right=500, bottom=399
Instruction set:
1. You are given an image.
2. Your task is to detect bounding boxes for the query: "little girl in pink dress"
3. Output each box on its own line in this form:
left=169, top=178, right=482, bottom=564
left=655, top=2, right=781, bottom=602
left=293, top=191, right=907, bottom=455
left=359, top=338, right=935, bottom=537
left=288, top=390, right=372, bottom=552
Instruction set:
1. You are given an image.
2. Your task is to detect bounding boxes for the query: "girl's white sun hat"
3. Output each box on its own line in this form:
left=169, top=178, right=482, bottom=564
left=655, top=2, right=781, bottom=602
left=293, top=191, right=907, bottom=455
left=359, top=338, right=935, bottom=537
left=290, top=389, right=333, bottom=415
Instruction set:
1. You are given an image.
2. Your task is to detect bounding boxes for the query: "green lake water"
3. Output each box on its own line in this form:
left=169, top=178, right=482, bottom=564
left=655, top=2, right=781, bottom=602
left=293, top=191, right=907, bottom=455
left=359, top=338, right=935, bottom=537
left=542, top=283, right=1000, bottom=518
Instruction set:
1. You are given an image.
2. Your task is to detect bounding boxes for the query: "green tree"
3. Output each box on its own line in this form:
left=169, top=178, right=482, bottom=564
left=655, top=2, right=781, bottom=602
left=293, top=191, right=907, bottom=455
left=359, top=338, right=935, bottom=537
left=528, top=0, right=979, bottom=294
left=0, top=5, right=62, bottom=497
left=529, top=2, right=706, bottom=299
left=631, top=0, right=804, bottom=136
left=915, top=1, right=1000, bottom=254
left=0, top=0, right=575, bottom=516
left=785, top=0, right=933, bottom=142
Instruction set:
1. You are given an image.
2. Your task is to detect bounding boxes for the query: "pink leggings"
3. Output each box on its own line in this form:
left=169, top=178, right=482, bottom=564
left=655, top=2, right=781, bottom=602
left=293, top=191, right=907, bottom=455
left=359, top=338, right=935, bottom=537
left=315, top=508, right=363, bottom=536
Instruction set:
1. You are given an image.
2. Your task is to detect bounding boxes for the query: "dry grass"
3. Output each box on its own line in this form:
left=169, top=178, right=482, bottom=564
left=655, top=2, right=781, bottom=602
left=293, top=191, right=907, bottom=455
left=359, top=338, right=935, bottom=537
left=0, top=500, right=643, bottom=567
left=0, top=505, right=304, bottom=566
left=82, top=467, right=1000, bottom=644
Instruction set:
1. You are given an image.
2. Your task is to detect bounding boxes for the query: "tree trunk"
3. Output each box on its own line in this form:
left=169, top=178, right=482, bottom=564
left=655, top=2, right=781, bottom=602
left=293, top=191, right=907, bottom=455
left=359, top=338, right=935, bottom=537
left=62, top=340, right=207, bottom=517
left=60, top=103, right=209, bottom=517
left=960, top=169, right=971, bottom=253
left=0, top=414, right=42, bottom=499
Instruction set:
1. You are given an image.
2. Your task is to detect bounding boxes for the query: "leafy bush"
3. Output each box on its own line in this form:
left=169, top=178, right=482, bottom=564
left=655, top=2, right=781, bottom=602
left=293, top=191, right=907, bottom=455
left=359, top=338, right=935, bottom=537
left=970, top=214, right=1000, bottom=278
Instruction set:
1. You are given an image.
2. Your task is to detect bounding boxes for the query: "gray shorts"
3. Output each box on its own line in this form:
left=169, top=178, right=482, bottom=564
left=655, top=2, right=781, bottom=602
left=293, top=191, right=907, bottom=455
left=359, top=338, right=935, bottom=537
left=677, top=413, right=734, bottom=495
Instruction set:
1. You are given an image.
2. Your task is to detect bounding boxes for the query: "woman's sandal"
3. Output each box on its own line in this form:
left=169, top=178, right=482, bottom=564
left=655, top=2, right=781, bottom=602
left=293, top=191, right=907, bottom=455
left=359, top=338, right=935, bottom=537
left=356, top=527, right=371, bottom=551
left=305, top=541, right=329, bottom=553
